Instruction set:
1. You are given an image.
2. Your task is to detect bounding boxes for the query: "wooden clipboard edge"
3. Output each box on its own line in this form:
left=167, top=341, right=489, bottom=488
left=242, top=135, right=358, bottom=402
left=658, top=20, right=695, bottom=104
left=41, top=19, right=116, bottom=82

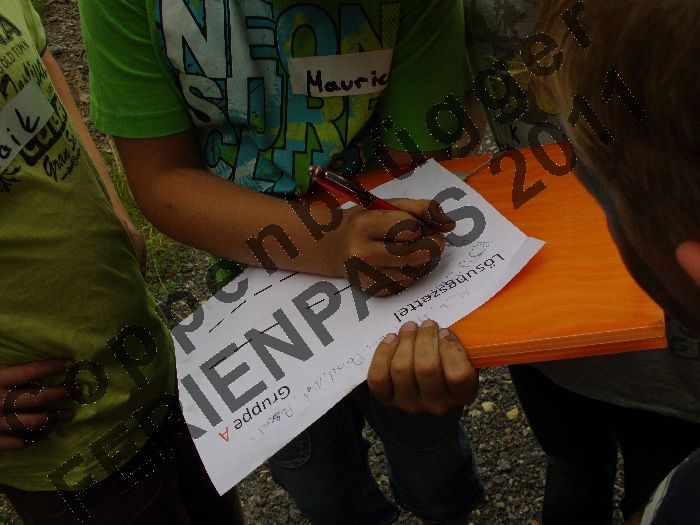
left=463, top=326, right=668, bottom=369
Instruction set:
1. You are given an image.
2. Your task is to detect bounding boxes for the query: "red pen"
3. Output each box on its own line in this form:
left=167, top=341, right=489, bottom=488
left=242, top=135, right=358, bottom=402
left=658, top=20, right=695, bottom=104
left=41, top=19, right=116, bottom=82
left=307, top=166, right=400, bottom=211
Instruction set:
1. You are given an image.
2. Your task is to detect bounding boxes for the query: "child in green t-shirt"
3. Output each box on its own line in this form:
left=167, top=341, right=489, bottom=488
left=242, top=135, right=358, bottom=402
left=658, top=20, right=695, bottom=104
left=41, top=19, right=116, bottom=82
left=0, top=1, right=242, bottom=523
left=79, top=1, right=486, bottom=522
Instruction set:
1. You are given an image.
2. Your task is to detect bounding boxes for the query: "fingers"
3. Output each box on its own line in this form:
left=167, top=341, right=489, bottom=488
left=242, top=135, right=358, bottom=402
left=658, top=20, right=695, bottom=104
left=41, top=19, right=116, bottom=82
left=0, top=409, right=73, bottom=434
left=349, top=203, right=447, bottom=249
left=383, top=215, right=423, bottom=244
left=353, top=222, right=445, bottom=270
left=438, top=328, right=479, bottom=405
left=363, top=238, right=445, bottom=272
left=0, top=384, right=76, bottom=442
left=360, top=240, right=435, bottom=270
left=413, top=320, right=451, bottom=414
left=386, top=199, right=456, bottom=233
left=0, top=360, right=73, bottom=388
left=352, top=206, right=419, bottom=241
left=348, top=250, right=436, bottom=298
left=426, top=200, right=456, bottom=232
left=389, top=322, right=419, bottom=407
left=4, top=385, right=73, bottom=411
left=367, top=333, right=399, bottom=405
left=0, top=412, right=48, bottom=433
left=343, top=201, right=449, bottom=287
left=368, top=321, right=478, bottom=416
left=0, top=435, right=26, bottom=451
left=0, top=362, right=77, bottom=447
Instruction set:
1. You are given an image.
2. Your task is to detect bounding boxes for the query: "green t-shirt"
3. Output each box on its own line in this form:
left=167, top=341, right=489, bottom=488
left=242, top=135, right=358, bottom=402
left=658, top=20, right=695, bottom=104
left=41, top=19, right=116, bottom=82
left=0, top=0, right=175, bottom=491
left=79, top=0, right=466, bottom=195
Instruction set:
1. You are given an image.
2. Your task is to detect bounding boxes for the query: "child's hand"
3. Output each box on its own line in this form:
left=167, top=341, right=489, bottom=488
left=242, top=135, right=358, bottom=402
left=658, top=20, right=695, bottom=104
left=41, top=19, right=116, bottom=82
left=0, top=360, right=76, bottom=451
left=367, top=320, right=478, bottom=416
left=335, top=199, right=455, bottom=295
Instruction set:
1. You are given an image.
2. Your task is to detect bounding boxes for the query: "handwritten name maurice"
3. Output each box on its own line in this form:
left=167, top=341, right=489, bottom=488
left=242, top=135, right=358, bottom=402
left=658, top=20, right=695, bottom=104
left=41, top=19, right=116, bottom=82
left=306, top=68, right=389, bottom=96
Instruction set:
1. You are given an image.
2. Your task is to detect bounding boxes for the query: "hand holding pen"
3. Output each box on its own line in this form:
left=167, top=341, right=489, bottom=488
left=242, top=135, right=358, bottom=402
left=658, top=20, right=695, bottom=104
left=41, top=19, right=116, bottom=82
left=308, top=166, right=456, bottom=295
left=308, top=166, right=455, bottom=230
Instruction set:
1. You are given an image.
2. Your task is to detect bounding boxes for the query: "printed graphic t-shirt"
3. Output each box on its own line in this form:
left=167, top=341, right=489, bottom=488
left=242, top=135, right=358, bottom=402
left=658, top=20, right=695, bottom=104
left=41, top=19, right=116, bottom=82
left=464, top=0, right=559, bottom=150
left=0, top=0, right=175, bottom=491
left=80, top=0, right=466, bottom=195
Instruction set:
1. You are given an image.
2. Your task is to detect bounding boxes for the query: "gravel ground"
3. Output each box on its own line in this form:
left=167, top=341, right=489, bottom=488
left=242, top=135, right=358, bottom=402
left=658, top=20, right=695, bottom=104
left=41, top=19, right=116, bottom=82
left=3, top=2, right=627, bottom=524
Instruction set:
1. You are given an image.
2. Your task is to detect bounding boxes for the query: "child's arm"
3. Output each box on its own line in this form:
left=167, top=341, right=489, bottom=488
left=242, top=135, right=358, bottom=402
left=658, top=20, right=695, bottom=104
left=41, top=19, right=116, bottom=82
left=40, top=51, right=146, bottom=273
left=367, top=321, right=478, bottom=415
left=114, top=132, right=454, bottom=285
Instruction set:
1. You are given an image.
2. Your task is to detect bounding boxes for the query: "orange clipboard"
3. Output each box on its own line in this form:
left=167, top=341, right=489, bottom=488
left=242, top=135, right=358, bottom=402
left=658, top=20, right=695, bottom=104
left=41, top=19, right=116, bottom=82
left=356, top=144, right=667, bottom=368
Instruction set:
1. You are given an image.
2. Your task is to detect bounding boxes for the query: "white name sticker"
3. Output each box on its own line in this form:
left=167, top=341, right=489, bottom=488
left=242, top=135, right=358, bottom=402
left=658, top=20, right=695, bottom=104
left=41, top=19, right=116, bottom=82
left=288, top=49, right=394, bottom=98
left=0, top=81, right=54, bottom=173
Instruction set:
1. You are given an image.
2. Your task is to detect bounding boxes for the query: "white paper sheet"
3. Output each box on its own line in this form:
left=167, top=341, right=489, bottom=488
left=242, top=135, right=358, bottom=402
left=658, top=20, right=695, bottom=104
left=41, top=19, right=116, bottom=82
left=173, top=160, right=544, bottom=494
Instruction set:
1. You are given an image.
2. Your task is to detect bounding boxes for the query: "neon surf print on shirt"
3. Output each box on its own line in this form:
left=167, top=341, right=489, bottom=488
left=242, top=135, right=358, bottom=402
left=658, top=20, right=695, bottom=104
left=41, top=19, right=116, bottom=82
left=155, top=1, right=399, bottom=195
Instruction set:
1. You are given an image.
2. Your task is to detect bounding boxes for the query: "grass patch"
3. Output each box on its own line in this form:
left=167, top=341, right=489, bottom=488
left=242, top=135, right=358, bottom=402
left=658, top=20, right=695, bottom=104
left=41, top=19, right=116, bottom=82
left=0, top=496, right=20, bottom=525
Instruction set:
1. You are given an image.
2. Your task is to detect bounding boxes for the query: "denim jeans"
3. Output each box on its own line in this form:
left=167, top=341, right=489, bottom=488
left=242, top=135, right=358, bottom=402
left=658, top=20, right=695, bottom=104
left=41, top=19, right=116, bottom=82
left=509, top=364, right=700, bottom=525
left=268, top=383, right=484, bottom=525
left=4, top=404, right=243, bottom=525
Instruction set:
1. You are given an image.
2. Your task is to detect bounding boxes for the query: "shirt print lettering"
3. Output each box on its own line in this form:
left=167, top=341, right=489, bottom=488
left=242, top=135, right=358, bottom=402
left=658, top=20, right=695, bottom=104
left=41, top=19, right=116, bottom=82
left=157, top=0, right=399, bottom=194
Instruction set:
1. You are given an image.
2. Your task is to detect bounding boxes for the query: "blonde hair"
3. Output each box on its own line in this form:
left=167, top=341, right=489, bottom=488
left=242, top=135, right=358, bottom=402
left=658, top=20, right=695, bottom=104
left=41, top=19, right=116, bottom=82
left=531, top=0, right=700, bottom=251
